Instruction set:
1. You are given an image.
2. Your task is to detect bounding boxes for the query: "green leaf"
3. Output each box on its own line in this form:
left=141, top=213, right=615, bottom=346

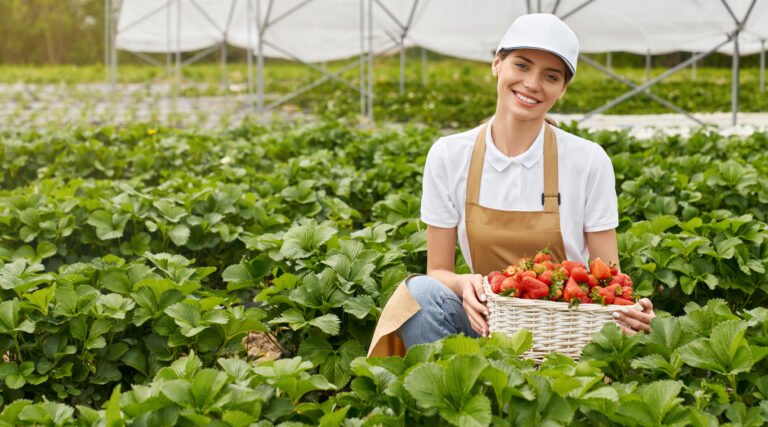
left=169, top=224, right=190, bottom=246
left=161, top=379, right=194, bottom=407
left=309, top=314, right=341, bottom=335
left=441, top=394, right=492, bottom=427
left=105, top=384, right=124, bottom=427
left=280, top=221, right=337, bottom=259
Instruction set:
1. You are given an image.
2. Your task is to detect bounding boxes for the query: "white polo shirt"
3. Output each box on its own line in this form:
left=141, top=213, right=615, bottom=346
left=421, top=117, right=618, bottom=271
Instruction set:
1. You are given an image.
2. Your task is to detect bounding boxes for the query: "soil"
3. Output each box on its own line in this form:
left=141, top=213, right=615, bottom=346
left=242, top=331, right=283, bottom=364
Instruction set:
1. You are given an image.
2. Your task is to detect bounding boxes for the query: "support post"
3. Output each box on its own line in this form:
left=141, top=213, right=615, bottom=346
left=691, top=52, right=696, bottom=80
left=221, top=42, right=227, bottom=90
left=367, top=0, right=373, bottom=121
left=606, top=51, right=611, bottom=70
left=105, top=0, right=110, bottom=85
left=731, top=31, right=739, bottom=126
left=166, top=1, right=172, bottom=105
left=175, top=0, right=181, bottom=117
left=247, top=0, right=254, bottom=110
left=399, top=37, right=405, bottom=94
left=257, top=0, right=264, bottom=113
left=421, top=47, right=427, bottom=86
left=110, top=2, right=117, bottom=91
left=645, top=50, right=651, bottom=83
left=360, top=0, right=366, bottom=117
left=760, top=39, right=765, bottom=93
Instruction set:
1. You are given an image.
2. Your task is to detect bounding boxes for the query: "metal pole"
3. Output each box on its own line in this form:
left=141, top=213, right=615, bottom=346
left=760, top=40, right=765, bottom=93
left=247, top=0, right=254, bottom=110
left=221, top=42, right=227, bottom=90
left=421, top=47, right=427, bottom=86
left=731, top=31, right=739, bottom=126
left=105, top=0, right=110, bottom=84
left=360, top=0, right=365, bottom=117
left=110, top=1, right=117, bottom=91
left=367, top=0, right=373, bottom=121
left=167, top=1, right=172, bottom=103
left=399, top=38, right=405, bottom=94
left=175, top=0, right=181, bottom=119
left=606, top=51, right=611, bottom=70
left=691, top=52, right=696, bottom=81
left=645, top=50, right=651, bottom=83
left=257, top=0, right=264, bottom=113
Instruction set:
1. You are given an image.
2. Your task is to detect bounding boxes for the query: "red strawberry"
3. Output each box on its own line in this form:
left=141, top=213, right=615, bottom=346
left=538, top=270, right=554, bottom=285
left=503, top=265, right=517, bottom=277
left=523, top=276, right=550, bottom=299
left=563, top=277, right=586, bottom=303
left=561, top=260, right=587, bottom=274
left=490, top=274, right=506, bottom=294
left=620, top=286, right=633, bottom=299
left=589, top=258, right=612, bottom=280
left=598, top=284, right=620, bottom=305
left=570, top=267, right=590, bottom=284
left=586, top=274, right=598, bottom=288
left=533, top=251, right=552, bottom=263
left=488, top=271, right=503, bottom=283
left=609, top=265, right=619, bottom=276
left=501, top=276, right=523, bottom=297
left=613, top=297, right=634, bottom=305
left=615, top=273, right=633, bottom=288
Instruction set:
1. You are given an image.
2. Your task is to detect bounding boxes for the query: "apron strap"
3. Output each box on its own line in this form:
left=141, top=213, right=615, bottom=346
left=466, top=125, right=487, bottom=205
left=467, top=122, right=559, bottom=211
left=542, top=125, right=560, bottom=212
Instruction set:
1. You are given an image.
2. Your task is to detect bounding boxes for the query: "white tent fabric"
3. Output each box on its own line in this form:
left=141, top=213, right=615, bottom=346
left=116, top=0, right=768, bottom=61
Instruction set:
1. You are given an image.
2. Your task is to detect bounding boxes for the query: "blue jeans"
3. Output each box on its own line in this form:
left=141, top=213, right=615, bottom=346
left=396, top=275, right=481, bottom=350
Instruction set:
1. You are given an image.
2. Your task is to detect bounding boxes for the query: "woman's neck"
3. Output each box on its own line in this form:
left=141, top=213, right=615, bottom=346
left=489, top=113, right=544, bottom=158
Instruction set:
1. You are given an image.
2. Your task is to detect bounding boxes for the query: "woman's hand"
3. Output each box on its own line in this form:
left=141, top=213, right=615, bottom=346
left=459, top=274, right=490, bottom=337
left=613, top=298, right=655, bottom=334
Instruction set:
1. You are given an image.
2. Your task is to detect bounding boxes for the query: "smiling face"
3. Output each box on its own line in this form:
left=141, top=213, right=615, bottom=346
left=491, top=48, right=569, bottom=123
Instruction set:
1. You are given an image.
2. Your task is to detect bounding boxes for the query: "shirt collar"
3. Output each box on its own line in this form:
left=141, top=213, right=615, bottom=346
left=485, top=116, right=545, bottom=172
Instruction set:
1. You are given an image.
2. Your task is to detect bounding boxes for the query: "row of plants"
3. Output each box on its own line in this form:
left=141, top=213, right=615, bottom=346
left=0, top=120, right=766, bottom=422
left=2, top=61, right=768, bottom=130
left=2, top=298, right=768, bottom=426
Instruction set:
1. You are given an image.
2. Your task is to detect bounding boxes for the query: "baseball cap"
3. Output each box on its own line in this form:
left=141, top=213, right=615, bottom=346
left=496, top=13, right=579, bottom=78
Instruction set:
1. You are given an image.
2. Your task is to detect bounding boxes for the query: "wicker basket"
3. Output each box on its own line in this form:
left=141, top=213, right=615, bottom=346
left=483, top=277, right=641, bottom=363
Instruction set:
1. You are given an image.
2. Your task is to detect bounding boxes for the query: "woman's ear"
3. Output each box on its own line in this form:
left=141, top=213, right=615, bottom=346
left=558, top=83, right=568, bottom=100
left=491, top=56, right=501, bottom=78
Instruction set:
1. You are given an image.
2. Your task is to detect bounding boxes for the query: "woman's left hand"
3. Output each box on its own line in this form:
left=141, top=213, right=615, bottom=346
left=613, top=298, right=655, bottom=335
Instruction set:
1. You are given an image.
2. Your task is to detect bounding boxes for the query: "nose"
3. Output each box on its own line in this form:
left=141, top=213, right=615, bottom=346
left=523, top=76, right=541, bottom=92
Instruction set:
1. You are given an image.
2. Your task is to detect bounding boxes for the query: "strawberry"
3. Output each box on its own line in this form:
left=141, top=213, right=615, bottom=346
left=609, top=265, right=619, bottom=276
left=533, top=263, right=547, bottom=274
left=613, top=297, right=634, bottom=305
left=519, top=270, right=537, bottom=280
left=561, top=260, right=587, bottom=274
left=586, top=274, right=598, bottom=288
left=490, top=274, right=506, bottom=294
left=570, top=267, right=590, bottom=284
left=500, top=276, right=523, bottom=297
left=523, top=276, right=550, bottom=299
left=503, top=265, right=517, bottom=277
left=538, top=270, right=554, bottom=285
left=533, top=251, right=551, bottom=263
left=563, top=277, right=586, bottom=303
left=549, top=283, right=563, bottom=300
left=614, top=273, right=633, bottom=288
left=620, top=286, right=633, bottom=299
left=598, top=284, right=620, bottom=304
left=589, top=258, right=612, bottom=280
left=488, top=271, right=503, bottom=283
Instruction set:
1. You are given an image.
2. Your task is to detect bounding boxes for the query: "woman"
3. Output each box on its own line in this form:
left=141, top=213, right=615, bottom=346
left=368, top=13, right=654, bottom=357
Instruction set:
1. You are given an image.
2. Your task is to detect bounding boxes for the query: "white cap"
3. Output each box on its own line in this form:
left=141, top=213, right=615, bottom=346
left=496, top=13, right=579, bottom=78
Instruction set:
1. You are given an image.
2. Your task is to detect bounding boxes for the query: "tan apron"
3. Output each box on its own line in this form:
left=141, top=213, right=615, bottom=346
left=367, top=123, right=566, bottom=357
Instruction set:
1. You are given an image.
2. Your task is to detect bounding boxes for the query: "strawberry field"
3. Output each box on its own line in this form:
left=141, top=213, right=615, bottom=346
left=0, top=119, right=767, bottom=426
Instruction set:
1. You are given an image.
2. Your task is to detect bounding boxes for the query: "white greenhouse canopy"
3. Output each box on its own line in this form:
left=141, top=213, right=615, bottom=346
left=114, top=0, right=768, bottom=60
left=108, top=0, right=768, bottom=125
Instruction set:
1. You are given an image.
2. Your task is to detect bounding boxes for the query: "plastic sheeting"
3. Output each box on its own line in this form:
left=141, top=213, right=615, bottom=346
left=115, top=0, right=768, bottom=61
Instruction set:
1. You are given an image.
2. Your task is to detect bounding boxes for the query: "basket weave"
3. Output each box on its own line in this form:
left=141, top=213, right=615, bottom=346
left=483, top=277, right=641, bottom=363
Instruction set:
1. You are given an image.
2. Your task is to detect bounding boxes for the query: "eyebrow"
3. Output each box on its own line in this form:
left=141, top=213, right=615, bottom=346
left=514, top=55, right=564, bottom=75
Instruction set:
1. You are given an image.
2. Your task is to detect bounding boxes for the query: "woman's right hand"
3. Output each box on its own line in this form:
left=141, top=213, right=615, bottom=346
left=459, top=274, right=489, bottom=337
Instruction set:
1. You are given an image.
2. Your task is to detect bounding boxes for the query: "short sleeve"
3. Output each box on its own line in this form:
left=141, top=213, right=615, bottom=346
left=583, top=146, right=619, bottom=232
left=420, top=141, right=460, bottom=228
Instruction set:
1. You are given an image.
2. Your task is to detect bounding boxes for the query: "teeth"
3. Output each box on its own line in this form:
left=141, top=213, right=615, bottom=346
left=515, top=92, right=539, bottom=104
